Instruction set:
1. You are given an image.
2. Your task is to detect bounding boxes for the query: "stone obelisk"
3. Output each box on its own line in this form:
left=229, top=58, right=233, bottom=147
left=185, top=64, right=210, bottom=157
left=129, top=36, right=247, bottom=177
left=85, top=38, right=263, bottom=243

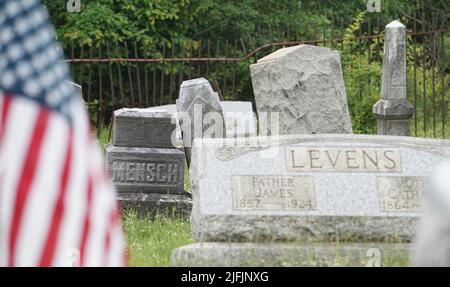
left=373, top=20, right=413, bottom=136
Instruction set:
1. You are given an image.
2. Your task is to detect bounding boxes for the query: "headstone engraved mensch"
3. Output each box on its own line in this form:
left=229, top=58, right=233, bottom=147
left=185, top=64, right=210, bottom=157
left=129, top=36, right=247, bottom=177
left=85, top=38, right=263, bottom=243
left=171, top=134, right=450, bottom=266
left=106, top=146, right=184, bottom=194
left=105, top=104, right=191, bottom=216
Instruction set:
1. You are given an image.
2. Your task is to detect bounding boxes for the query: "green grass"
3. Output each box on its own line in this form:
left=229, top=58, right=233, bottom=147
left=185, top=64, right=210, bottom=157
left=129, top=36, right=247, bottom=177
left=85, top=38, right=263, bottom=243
left=123, top=211, right=193, bottom=267
left=121, top=212, right=410, bottom=267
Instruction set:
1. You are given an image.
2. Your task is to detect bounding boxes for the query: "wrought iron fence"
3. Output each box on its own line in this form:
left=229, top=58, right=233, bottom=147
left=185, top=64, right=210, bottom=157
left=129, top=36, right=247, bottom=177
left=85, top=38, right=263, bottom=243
left=65, top=14, right=449, bottom=139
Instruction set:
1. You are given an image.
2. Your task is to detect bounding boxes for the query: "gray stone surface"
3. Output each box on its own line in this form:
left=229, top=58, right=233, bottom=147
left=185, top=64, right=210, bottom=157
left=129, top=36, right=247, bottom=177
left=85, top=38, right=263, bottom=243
left=221, top=101, right=257, bottom=138
left=113, top=105, right=182, bottom=148
left=250, top=44, right=352, bottom=135
left=188, top=134, right=450, bottom=243
left=412, top=162, right=450, bottom=266
left=105, top=144, right=185, bottom=195
left=171, top=242, right=412, bottom=267
left=177, top=78, right=225, bottom=165
left=373, top=20, right=413, bottom=136
left=118, top=192, right=192, bottom=217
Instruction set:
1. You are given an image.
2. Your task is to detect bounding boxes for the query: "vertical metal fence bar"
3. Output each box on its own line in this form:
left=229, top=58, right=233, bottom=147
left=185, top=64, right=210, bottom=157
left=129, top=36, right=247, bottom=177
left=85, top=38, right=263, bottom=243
left=106, top=43, right=115, bottom=142
left=188, top=42, right=193, bottom=79
left=422, top=12, right=427, bottom=136
left=367, top=16, right=371, bottom=99
left=215, top=39, right=221, bottom=94
left=78, top=45, right=84, bottom=89
left=87, top=46, right=93, bottom=103
left=70, top=41, right=75, bottom=79
left=223, top=40, right=228, bottom=99
left=322, top=22, right=326, bottom=47
left=269, top=24, right=274, bottom=52
left=206, top=40, right=210, bottom=79
left=124, top=42, right=135, bottom=106
left=178, top=44, right=185, bottom=88
left=413, top=14, right=418, bottom=136
left=340, top=18, right=344, bottom=52
left=431, top=13, right=436, bottom=138
left=152, top=44, right=157, bottom=106
left=144, top=42, right=149, bottom=106
left=258, top=25, right=263, bottom=46
left=358, top=23, right=362, bottom=99
left=134, top=41, right=142, bottom=106
left=232, top=39, right=237, bottom=100
left=114, top=43, right=125, bottom=106
left=441, top=14, right=446, bottom=138
left=330, top=16, right=335, bottom=49
left=287, top=23, right=291, bottom=42
left=169, top=41, right=175, bottom=100
left=97, top=45, right=103, bottom=137
left=160, top=43, right=166, bottom=106
left=197, top=40, right=202, bottom=78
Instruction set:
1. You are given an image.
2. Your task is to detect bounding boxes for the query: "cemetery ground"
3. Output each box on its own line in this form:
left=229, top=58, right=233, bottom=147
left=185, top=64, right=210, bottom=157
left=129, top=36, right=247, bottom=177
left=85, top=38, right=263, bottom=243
left=97, top=128, right=410, bottom=267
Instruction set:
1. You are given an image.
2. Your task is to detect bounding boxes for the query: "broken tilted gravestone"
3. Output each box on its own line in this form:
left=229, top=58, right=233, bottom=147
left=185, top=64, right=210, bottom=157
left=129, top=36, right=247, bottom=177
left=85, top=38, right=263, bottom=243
left=177, top=78, right=226, bottom=166
left=171, top=134, right=450, bottom=266
left=250, top=44, right=352, bottom=135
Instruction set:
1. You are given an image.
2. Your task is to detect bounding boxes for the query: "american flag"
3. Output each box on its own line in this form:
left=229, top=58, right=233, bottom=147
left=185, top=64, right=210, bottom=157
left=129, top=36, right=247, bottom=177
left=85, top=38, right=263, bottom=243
left=0, top=1, right=125, bottom=266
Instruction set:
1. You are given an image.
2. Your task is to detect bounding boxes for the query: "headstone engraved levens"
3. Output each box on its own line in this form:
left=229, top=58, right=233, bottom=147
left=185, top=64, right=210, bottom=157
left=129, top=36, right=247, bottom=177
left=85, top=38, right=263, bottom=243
left=171, top=134, right=450, bottom=266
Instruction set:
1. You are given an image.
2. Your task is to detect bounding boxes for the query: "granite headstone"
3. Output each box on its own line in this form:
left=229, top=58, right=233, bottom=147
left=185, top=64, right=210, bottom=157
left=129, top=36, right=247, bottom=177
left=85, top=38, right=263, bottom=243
left=250, top=45, right=352, bottom=135
left=373, top=20, right=413, bottom=136
left=177, top=78, right=226, bottom=165
left=171, top=134, right=450, bottom=266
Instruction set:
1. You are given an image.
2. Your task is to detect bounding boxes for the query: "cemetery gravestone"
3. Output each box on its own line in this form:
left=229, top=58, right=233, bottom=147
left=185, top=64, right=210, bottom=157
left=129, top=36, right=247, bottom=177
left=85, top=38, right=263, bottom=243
left=177, top=78, right=226, bottom=165
left=221, top=101, right=257, bottom=138
left=171, top=134, right=450, bottom=266
left=250, top=45, right=352, bottom=135
left=373, top=20, right=413, bottom=136
left=105, top=105, right=191, bottom=216
left=113, top=106, right=182, bottom=148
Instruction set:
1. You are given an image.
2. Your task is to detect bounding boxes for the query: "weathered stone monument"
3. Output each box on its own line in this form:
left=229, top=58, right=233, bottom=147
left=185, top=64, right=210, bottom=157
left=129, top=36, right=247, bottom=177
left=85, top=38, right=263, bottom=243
left=250, top=45, right=352, bottom=135
left=113, top=106, right=182, bottom=148
left=177, top=78, right=226, bottom=166
left=171, top=134, right=450, bottom=266
left=221, top=101, right=257, bottom=138
left=413, top=162, right=450, bottom=266
left=105, top=106, right=191, bottom=216
left=373, top=20, right=413, bottom=136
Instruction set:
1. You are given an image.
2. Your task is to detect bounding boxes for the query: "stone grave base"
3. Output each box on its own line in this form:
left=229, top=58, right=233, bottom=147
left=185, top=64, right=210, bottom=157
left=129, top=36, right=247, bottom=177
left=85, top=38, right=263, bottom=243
left=118, top=192, right=192, bottom=217
left=171, top=242, right=413, bottom=267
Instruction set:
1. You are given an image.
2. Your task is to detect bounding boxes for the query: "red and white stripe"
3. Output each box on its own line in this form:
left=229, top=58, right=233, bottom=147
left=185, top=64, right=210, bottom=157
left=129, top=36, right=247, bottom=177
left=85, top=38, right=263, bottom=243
left=0, top=93, right=126, bottom=267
